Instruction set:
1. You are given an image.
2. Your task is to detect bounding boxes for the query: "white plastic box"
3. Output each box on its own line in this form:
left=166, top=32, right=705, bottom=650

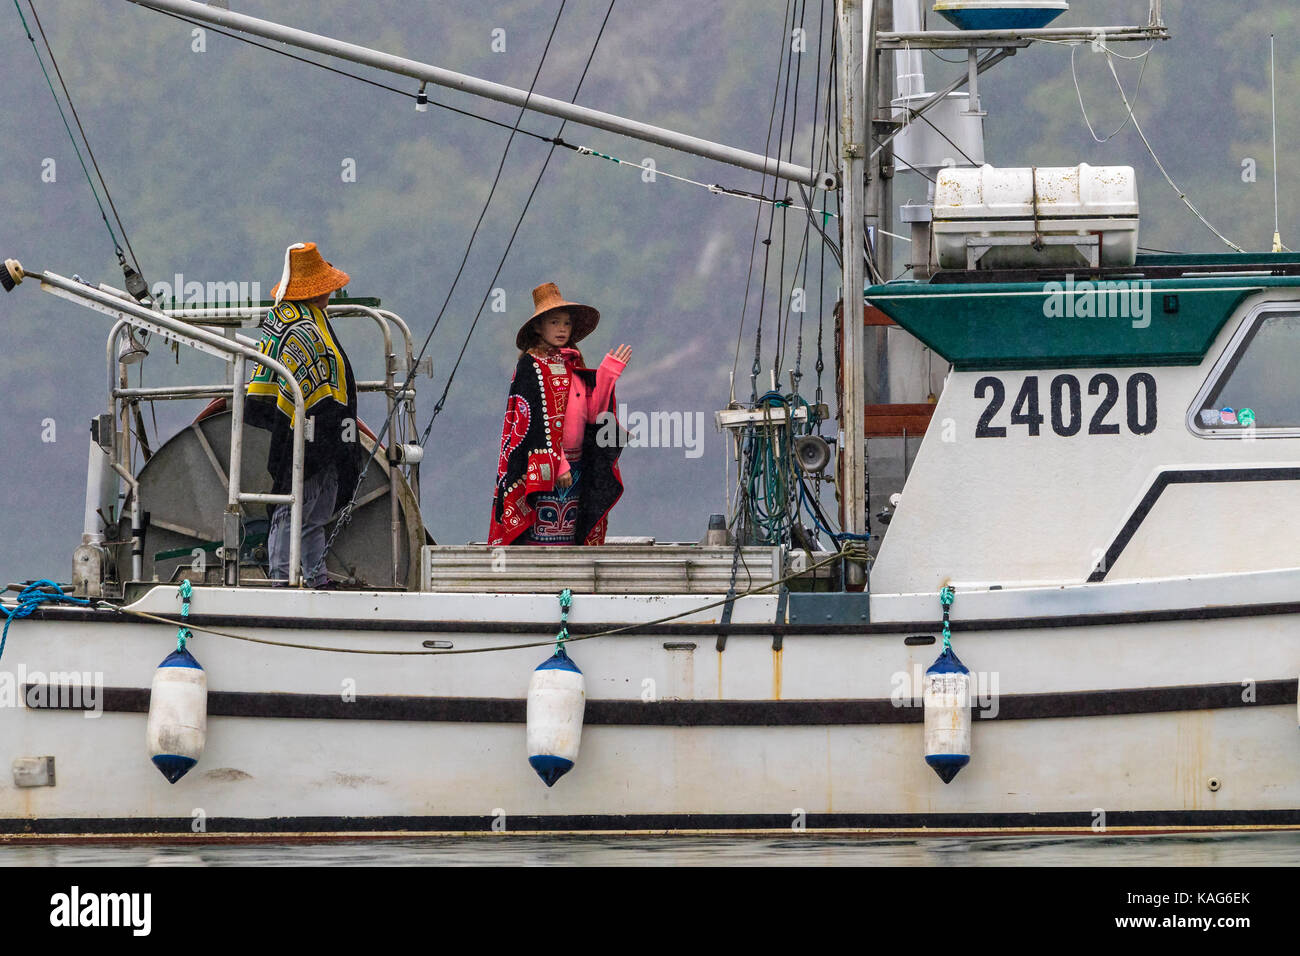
left=931, top=164, right=1139, bottom=270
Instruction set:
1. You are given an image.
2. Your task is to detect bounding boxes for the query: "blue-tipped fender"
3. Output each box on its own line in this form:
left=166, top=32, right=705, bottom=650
left=146, top=646, right=207, bottom=783
left=923, top=644, right=972, bottom=784
left=526, top=647, right=586, bottom=787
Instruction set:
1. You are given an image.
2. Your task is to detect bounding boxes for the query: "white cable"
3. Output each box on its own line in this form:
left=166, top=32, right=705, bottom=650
left=572, top=144, right=850, bottom=220
left=1047, top=36, right=1242, bottom=250
left=1103, top=51, right=1245, bottom=252
left=1069, top=41, right=1150, bottom=143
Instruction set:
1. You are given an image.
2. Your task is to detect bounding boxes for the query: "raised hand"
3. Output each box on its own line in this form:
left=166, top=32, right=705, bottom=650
left=609, top=343, right=632, bottom=365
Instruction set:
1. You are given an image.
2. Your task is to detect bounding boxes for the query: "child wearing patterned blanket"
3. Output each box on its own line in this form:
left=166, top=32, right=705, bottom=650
left=488, top=282, right=631, bottom=546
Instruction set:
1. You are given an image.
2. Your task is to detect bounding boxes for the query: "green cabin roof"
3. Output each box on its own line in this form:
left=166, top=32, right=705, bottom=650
left=866, top=254, right=1300, bottom=371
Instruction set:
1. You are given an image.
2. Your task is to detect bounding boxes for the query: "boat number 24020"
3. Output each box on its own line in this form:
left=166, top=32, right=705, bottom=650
left=974, top=373, right=1156, bottom=438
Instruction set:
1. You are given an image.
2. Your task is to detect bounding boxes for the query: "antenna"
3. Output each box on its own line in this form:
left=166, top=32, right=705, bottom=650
left=1272, top=34, right=1284, bottom=252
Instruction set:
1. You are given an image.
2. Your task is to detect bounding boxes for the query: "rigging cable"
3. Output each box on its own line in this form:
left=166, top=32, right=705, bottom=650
left=1049, top=37, right=1243, bottom=252
left=759, top=0, right=803, bottom=391
left=772, top=0, right=809, bottom=381
left=1104, top=47, right=1244, bottom=252
left=792, top=0, right=830, bottom=402
left=732, top=0, right=797, bottom=405
left=416, top=0, right=618, bottom=449
left=309, top=0, right=577, bottom=583
left=752, top=0, right=799, bottom=404
left=14, top=1, right=148, bottom=287
left=1067, top=39, right=1152, bottom=143
left=140, top=3, right=559, bottom=147
left=143, top=1, right=836, bottom=223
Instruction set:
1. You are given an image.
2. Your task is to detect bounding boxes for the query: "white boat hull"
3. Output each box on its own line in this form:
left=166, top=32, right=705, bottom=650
left=1, top=578, right=1296, bottom=837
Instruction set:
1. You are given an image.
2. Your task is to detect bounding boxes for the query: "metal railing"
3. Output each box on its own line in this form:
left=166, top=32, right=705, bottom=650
left=32, top=271, right=308, bottom=585
left=90, top=296, right=422, bottom=588
left=137, top=302, right=422, bottom=587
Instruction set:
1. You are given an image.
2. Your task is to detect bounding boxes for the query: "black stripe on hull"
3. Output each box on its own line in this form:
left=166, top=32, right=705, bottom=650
left=22, top=678, right=1298, bottom=725
left=0, top=809, right=1298, bottom=838
left=1091, top=467, right=1300, bottom=582
left=25, top=598, right=1300, bottom=635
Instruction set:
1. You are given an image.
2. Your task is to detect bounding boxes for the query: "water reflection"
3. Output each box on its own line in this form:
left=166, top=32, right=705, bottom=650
left=0, top=831, right=1295, bottom=866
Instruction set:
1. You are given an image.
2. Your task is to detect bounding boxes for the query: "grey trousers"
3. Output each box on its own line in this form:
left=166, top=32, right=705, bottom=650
left=268, top=465, right=338, bottom=588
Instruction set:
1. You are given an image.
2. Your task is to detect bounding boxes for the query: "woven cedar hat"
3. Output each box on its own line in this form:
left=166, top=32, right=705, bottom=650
left=516, top=282, right=600, bottom=350
left=271, top=242, right=350, bottom=305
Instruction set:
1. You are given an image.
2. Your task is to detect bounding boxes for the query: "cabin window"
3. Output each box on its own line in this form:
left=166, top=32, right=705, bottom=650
left=1191, top=307, right=1300, bottom=435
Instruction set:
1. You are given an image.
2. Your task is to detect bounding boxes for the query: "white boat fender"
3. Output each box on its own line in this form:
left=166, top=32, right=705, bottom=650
left=924, top=586, right=971, bottom=784
left=146, top=581, right=207, bottom=783
left=526, top=589, right=585, bottom=786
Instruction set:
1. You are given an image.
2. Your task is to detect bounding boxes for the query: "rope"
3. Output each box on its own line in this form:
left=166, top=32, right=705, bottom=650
left=175, top=578, right=193, bottom=651
left=939, top=585, right=954, bottom=651
left=114, top=549, right=850, bottom=657
left=554, top=587, right=572, bottom=652
left=0, top=580, right=91, bottom=663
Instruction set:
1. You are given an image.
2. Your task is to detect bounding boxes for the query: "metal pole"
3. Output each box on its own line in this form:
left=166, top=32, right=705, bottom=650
left=225, top=355, right=246, bottom=587
left=328, top=304, right=401, bottom=585
left=871, top=48, right=1012, bottom=159
left=838, top=0, right=869, bottom=568
left=865, top=0, right=892, bottom=408
left=127, top=0, right=832, bottom=188
left=377, top=309, right=421, bottom=502
left=878, top=25, right=1167, bottom=46
left=872, top=0, right=893, bottom=285
left=111, top=463, right=143, bottom=581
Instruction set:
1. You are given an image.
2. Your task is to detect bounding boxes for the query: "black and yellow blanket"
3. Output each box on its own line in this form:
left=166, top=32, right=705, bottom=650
left=244, top=302, right=358, bottom=498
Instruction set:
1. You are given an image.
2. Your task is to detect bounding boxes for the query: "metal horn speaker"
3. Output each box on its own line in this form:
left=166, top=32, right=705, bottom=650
left=794, top=435, right=831, bottom=473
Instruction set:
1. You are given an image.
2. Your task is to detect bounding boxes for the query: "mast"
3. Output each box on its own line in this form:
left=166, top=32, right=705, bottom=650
left=837, top=0, right=870, bottom=575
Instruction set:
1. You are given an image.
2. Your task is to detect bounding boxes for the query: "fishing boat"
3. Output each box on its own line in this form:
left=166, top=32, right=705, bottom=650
left=3, top=0, right=1298, bottom=839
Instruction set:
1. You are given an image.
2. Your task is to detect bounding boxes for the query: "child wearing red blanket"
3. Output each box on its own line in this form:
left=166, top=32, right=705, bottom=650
left=488, top=282, right=631, bottom=546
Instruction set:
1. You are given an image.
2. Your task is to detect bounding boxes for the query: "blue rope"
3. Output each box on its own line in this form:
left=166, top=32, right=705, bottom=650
left=555, top=587, right=572, bottom=653
left=0, top=580, right=91, bottom=663
left=176, top=579, right=193, bottom=651
left=940, top=585, right=955, bottom=650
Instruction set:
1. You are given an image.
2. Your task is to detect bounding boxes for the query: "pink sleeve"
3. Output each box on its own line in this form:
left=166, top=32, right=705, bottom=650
left=589, top=352, right=626, bottom=415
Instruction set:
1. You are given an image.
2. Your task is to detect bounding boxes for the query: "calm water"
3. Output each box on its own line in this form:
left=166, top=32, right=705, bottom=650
left=1, top=831, right=1296, bottom=866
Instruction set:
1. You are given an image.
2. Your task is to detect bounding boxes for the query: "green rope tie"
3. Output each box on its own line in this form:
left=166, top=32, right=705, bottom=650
left=555, top=587, right=572, bottom=653
left=939, top=585, right=954, bottom=651
left=177, top=579, right=193, bottom=652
